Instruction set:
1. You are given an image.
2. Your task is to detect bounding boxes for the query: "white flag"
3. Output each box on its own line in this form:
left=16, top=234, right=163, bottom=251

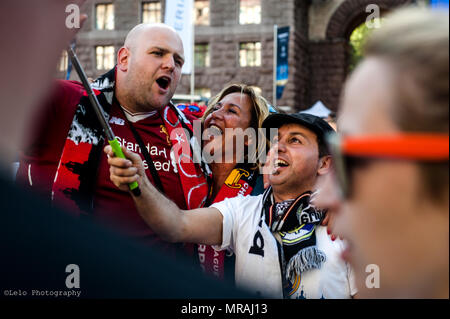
left=164, top=0, right=194, bottom=74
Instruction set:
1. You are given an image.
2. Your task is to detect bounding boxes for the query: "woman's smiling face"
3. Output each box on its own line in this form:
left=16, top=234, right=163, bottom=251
left=202, top=92, right=254, bottom=164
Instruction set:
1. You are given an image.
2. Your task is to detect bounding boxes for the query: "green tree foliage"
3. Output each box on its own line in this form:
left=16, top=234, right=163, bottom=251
left=348, top=22, right=372, bottom=73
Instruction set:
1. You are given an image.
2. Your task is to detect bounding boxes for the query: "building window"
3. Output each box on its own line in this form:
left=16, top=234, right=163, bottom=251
left=239, top=0, right=261, bottom=25
left=194, top=0, right=209, bottom=25
left=239, top=42, right=261, bottom=67
left=96, top=3, right=114, bottom=30
left=195, top=43, right=210, bottom=67
left=96, top=46, right=115, bottom=70
left=58, top=50, right=68, bottom=72
left=142, top=1, right=161, bottom=23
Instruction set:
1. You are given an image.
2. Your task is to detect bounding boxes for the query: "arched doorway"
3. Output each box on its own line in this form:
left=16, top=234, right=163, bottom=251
left=327, top=0, right=412, bottom=75
left=308, top=0, right=412, bottom=111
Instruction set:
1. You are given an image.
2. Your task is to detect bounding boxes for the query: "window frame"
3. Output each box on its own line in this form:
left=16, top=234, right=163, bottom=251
left=141, top=1, right=162, bottom=24
left=194, top=43, right=210, bottom=68
left=95, top=45, right=116, bottom=70
left=95, top=3, right=115, bottom=30
left=239, top=41, right=262, bottom=67
left=238, top=0, right=262, bottom=25
left=194, top=0, right=210, bottom=26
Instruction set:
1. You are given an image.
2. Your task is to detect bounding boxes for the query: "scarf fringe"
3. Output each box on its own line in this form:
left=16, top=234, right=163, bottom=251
left=286, top=246, right=326, bottom=283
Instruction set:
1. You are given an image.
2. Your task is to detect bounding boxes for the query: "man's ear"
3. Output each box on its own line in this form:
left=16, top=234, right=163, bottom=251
left=117, top=47, right=130, bottom=72
left=317, top=155, right=332, bottom=177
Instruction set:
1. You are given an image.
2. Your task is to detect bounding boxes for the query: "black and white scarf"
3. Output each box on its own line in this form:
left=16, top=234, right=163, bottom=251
left=262, top=187, right=327, bottom=287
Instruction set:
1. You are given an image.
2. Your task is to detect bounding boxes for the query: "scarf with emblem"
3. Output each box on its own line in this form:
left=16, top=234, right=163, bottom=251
left=51, top=67, right=211, bottom=215
left=262, top=187, right=327, bottom=297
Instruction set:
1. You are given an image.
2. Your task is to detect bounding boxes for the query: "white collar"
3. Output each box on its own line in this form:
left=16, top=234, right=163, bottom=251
left=120, top=106, right=158, bottom=123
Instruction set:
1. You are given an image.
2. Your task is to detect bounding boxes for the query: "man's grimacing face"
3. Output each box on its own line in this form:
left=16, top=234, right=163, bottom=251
left=121, top=26, right=184, bottom=111
left=315, top=58, right=449, bottom=298
left=267, top=123, right=323, bottom=197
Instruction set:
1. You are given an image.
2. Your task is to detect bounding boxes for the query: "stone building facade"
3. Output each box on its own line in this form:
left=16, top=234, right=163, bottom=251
left=58, top=0, right=415, bottom=112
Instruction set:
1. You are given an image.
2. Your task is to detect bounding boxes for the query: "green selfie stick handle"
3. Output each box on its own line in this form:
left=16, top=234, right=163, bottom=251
left=109, top=138, right=141, bottom=196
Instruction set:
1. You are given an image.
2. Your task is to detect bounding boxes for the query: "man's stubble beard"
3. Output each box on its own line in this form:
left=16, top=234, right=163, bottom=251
left=136, top=78, right=177, bottom=112
left=125, top=74, right=166, bottom=112
left=122, top=61, right=178, bottom=112
left=270, top=171, right=317, bottom=198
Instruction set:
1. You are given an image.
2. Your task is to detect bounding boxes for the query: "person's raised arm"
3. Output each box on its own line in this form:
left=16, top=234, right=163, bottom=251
left=104, top=145, right=223, bottom=246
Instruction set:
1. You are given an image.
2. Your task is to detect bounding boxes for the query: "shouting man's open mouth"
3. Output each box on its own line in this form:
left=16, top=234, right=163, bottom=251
left=156, top=75, right=171, bottom=93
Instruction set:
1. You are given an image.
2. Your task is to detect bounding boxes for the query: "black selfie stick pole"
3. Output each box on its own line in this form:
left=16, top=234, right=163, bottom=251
left=67, top=46, right=141, bottom=196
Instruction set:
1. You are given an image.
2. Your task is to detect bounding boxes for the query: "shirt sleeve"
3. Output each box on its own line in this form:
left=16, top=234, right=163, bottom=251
left=210, top=195, right=246, bottom=253
left=347, top=262, right=358, bottom=297
left=15, top=80, right=84, bottom=195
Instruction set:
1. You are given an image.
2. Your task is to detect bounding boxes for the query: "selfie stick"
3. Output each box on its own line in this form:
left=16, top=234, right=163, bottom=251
left=67, top=46, right=141, bottom=196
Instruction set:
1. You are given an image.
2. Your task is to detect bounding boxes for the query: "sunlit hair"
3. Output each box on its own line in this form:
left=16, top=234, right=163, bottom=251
left=202, top=83, right=270, bottom=169
left=364, top=7, right=449, bottom=200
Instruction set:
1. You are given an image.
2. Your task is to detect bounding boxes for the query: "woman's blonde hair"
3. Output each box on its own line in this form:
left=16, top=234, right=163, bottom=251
left=202, top=83, right=270, bottom=168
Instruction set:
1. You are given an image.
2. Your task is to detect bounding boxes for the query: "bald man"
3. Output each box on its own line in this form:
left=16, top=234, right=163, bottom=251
left=0, top=8, right=249, bottom=297
left=15, top=23, right=208, bottom=260
left=116, top=23, right=185, bottom=113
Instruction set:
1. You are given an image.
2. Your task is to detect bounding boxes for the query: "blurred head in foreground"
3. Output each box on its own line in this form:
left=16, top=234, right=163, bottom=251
left=0, top=0, right=85, bottom=167
left=316, top=7, right=449, bottom=298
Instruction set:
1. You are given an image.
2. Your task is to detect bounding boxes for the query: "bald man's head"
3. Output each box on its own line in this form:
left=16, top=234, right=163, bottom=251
left=115, top=23, right=185, bottom=112
left=124, top=23, right=182, bottom=54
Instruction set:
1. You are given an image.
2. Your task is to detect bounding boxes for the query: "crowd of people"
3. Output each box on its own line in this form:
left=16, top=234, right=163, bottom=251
left=1, top=0, right=448, bottom=299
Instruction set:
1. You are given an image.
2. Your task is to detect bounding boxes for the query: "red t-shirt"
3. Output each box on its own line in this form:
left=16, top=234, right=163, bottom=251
left=93, top=102, right=188, bottom=248
left=17, top=80, right=192, bottom=255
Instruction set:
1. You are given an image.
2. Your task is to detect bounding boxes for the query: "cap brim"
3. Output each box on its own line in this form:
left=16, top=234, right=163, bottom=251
left=262, top=113, right=323, bottom=138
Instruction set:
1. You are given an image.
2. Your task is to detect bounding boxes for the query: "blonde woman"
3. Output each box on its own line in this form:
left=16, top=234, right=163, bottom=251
left=106, top=83, right=270, bottom=279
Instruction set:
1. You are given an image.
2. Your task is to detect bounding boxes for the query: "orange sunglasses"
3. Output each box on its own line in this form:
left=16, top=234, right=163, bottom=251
left=326, top=133, right=449, bottom=198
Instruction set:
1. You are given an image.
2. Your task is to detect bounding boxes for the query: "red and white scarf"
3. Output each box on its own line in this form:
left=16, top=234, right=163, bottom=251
left=51, top=68, right=211, bottom=215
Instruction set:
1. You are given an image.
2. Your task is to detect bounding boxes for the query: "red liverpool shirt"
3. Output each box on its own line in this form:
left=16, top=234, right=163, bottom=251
left=17, top=80, right=192, bottom=256
left=93, top=101, right=188, bottom=248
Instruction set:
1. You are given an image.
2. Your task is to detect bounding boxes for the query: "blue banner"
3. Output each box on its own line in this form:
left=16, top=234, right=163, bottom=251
left=276, top=26, right=290, bottom=100
left=430, top=0, right=449, bottom=9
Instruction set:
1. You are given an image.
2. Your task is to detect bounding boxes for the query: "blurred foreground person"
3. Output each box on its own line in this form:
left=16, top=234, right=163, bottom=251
left=315, top=7, right=449, bottom=298
left=0, top=0, right=246, bottom=298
